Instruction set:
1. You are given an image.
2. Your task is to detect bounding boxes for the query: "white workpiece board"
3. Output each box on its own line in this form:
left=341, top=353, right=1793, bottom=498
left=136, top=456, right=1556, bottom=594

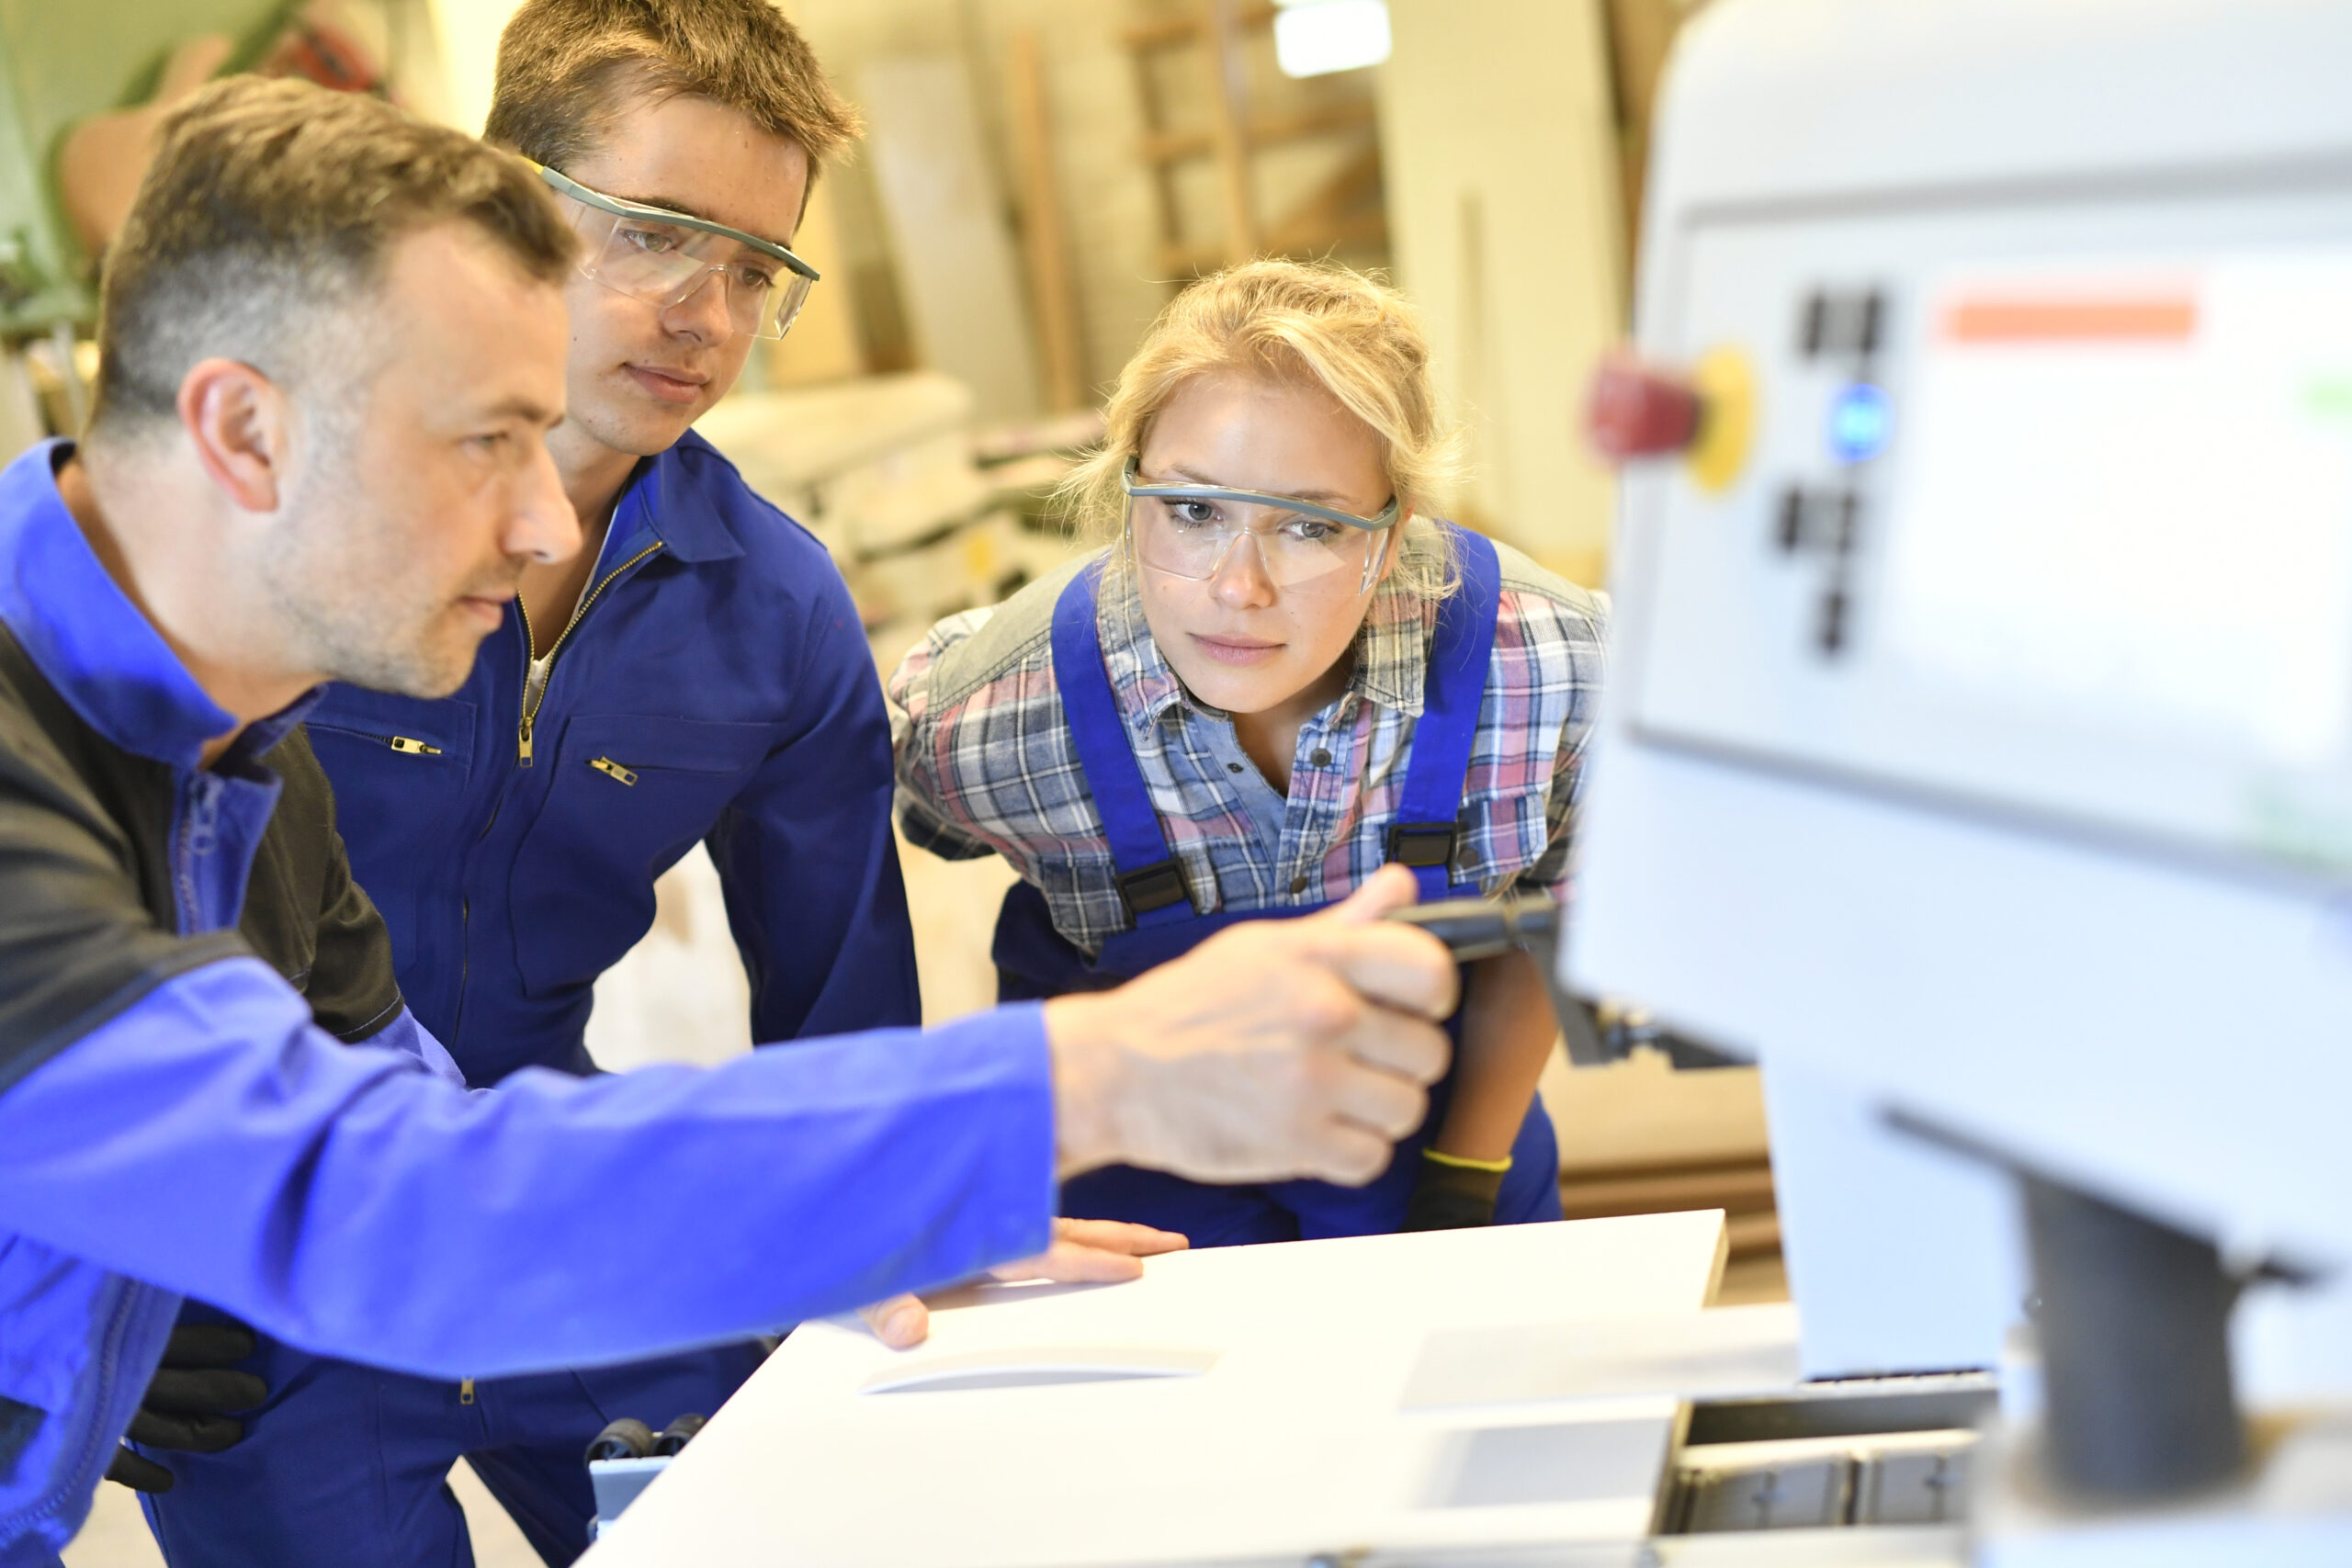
left=585, top=1213, right=1731, bottom=1567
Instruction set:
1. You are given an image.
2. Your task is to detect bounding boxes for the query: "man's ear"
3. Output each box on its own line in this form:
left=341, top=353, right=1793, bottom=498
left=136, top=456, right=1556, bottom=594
left=176, top=358, right=292, bottom=513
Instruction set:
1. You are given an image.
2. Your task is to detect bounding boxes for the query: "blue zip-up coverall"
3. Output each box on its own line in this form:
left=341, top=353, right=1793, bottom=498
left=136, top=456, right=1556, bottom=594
left=138, top=431, right=930, bottom=1565
left=308, top=430, right=921, bottom=1086
left=0, top=442, right=1056, bottom=1566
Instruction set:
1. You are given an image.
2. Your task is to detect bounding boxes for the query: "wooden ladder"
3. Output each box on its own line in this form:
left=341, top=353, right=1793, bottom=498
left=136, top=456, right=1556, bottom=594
left=1124, top=0, right=1390, bottom=277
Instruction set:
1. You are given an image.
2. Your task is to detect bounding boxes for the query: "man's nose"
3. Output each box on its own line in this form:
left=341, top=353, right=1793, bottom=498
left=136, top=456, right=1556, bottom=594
left=662, top=267, right=737, bottom=346
left=508, top=439, right=582, bottom=565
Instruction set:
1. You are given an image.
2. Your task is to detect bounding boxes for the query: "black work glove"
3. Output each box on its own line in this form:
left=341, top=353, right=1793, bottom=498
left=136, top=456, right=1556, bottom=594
left=103, top=1322, right=268, bottom=1494
left=1400, top=1152, right=1509, bottom=1232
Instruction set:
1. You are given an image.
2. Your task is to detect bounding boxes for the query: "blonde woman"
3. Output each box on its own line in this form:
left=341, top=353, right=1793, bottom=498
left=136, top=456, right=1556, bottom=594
left=892, top=261, right=1607, bottom=1242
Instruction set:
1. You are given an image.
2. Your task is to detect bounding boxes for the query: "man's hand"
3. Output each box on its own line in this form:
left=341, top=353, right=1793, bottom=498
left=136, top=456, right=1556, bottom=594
left=858, top=1218, right=1189, bottom=1348
left=103, top=1321, right=268, bottom=1494
left=1046, top=864, right=1454, bottom=1185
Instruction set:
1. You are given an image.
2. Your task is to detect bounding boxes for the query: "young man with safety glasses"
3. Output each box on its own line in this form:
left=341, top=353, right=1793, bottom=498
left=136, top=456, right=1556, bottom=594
left=132, top=4, right=969, bottom=1563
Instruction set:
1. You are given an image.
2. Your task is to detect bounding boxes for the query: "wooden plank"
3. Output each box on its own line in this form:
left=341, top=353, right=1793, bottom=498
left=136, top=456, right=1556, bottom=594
left=1202, top=0, right=1260, bottom=263
left=1282, top=141, right=1385, bottom=227
left=1006, top=30, right=1086, bottom=412
left=1556, top=1162, right=1780, bottom=1222
left=1603, top=0, right=1685, bottom=137
left=1140, top=98, right=1379, bottom=164
left=1601, top=0, right=1696, bottom=280
left=1158, top=240, right=1231, bottom=276
left=1261, top=209, right=1389, bottom=258
left=1129, top=18, right=1187, bottom=262
left=1121, top=0, right=1275, bottom=51
left=1724, top=1210, right=1782, bottom=1258
left=1263, top=144, right=1388, bottom=254
left=1160, top=224, right=1388, bottom=277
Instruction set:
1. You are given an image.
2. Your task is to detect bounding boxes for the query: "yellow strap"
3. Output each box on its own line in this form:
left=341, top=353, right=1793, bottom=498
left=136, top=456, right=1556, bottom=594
left=1421, top=1147, right=1512, bottom=1175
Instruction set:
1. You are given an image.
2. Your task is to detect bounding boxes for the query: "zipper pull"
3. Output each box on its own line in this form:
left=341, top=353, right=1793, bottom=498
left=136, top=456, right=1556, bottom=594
left=518, top=714, right=534, bottom=766
left=389, top=736, right=443, bottom=756
left=588, top=757, right=638, bottom=786
left=186, top=773, right=222, bottom=854
left=458, top=1377, right=475, bottom=1405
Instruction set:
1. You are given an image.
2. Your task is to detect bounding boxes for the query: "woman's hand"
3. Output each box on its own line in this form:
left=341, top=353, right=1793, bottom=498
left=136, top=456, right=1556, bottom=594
left=857, top=1218, right=1190, bottom=1348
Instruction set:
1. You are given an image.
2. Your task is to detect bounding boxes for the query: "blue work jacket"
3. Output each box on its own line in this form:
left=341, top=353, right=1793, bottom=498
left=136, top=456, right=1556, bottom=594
left=0, top=444, right=1055, bottom=1566
left=309, top=430, right=920, bottom=1085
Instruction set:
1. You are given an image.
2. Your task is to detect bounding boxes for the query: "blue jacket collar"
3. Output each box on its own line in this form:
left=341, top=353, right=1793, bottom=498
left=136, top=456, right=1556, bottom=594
left=629, top=432, right=745, bottom=565
left=0, top=440, right=314, bottom=771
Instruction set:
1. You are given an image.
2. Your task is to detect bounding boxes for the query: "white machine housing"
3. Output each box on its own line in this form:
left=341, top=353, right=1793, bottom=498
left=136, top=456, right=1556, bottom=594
left=1568, top=0, right=2352, bottom=1381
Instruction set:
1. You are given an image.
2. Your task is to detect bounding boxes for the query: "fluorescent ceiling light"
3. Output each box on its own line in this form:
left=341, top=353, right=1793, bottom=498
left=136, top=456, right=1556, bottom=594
left=1273, top=0, right=1392, bottom=79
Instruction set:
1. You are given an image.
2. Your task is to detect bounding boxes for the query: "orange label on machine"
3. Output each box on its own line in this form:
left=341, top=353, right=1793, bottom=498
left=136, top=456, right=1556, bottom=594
left=1943, top=295, right=2199, bottom=344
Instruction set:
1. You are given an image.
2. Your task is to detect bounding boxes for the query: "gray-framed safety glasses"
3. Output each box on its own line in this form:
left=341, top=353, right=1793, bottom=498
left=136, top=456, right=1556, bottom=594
left=1122, top=456, right=1403, bottom=593
left=534, top=162, right=820, bottom=341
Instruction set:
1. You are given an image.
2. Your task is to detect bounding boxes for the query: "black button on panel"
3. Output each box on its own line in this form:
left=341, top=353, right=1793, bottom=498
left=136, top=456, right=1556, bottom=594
left=1777, top=487, right=1807, bottom=553
left=1816, top=588, right=1850, bottom=656
left=1775, top=489, right=1862, bottom=559
left=1797, top=288, right=1890, bottom=360
left=1309, top=748, right=1331, bottom=767
left=1801, top=292, right=1829, bottom=358
left=1290, top=874, right=1310, bottom=895
left=1226, top=761, right=1244, bottom=774
left=1833, top=492, right=1860, bottom=557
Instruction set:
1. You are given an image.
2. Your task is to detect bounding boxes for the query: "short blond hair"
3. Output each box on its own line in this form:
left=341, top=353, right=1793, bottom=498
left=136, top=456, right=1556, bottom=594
left=486, top=0, right=861, bottom=183
left=1060, top=259, right=1463, bottom=600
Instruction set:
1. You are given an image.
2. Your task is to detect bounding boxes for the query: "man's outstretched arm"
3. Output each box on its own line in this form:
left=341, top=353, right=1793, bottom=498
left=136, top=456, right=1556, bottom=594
left=0, top=868, right=1453, bottom=1381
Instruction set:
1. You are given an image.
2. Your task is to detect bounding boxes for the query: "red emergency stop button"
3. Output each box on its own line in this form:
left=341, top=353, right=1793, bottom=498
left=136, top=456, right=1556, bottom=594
left=1586, top=353, right=1702, bottom=461
left=1584, top=345, right=1758, bottom=493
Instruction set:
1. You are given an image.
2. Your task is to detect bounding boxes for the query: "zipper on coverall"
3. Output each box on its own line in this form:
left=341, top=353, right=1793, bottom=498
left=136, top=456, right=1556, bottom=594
left=514, top=543, right=663, bottom=765
left=454, top=541, right=665, bottom=1407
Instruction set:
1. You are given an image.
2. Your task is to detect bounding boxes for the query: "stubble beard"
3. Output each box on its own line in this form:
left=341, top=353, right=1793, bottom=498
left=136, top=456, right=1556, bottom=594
left=260, top=524, right=473, bottom=699
left=260, top=450, right=509, bottom=701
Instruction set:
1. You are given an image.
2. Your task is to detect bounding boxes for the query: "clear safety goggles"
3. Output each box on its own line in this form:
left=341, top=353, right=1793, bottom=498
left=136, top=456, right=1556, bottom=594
left=1122, top=457, right=1402, bottom=594
left=534, top=163, right=820, bottom=342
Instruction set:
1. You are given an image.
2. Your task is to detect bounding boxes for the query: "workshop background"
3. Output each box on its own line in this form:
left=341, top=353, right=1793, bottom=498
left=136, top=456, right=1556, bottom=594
left=3, top=3, right=1768, bottom=1562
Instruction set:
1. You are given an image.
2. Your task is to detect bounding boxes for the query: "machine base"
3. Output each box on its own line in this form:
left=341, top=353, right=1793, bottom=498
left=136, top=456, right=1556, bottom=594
left=1973, top=1410, right=2352, bottom=1568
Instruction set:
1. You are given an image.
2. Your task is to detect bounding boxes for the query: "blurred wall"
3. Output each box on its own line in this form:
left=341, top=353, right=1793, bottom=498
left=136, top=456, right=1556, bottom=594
left=1378, top=0, right=1624, bottom=586
left=423, top=0, right=515, bottom=132
left=787, top=0, right=1161, bottom=404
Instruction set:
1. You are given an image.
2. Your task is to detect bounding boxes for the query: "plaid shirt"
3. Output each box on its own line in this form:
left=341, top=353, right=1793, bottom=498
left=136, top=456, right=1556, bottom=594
left=889, top=535, right=1610, bottom=958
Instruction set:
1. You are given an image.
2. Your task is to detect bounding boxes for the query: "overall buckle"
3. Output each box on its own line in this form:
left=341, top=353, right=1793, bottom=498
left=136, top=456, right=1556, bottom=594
left=1385, top=822, right=1458, bottom=871
left=1116, top=860, right=1192, bottom=920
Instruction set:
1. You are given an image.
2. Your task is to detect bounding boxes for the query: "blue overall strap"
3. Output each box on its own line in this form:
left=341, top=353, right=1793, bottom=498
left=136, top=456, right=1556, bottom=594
left=1050, top=561, right=1194, bottom=927
left=1387, top=525, right=1502, bottom=900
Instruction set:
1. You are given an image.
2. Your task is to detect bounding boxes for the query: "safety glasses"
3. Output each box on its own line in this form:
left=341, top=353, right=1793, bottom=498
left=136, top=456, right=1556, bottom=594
left=1122, top=457, right=1401, bottom=593
left=534, top=163, right=820, bottom=342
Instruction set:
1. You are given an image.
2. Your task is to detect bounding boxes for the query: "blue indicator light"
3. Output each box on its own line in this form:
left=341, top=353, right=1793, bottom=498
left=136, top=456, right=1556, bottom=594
left=1827, top=383, right=1893, bottom=464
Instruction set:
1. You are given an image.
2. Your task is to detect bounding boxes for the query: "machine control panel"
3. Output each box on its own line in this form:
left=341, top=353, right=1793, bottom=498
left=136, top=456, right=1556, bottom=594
left=1623, top=173, right=2352, bottom=881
